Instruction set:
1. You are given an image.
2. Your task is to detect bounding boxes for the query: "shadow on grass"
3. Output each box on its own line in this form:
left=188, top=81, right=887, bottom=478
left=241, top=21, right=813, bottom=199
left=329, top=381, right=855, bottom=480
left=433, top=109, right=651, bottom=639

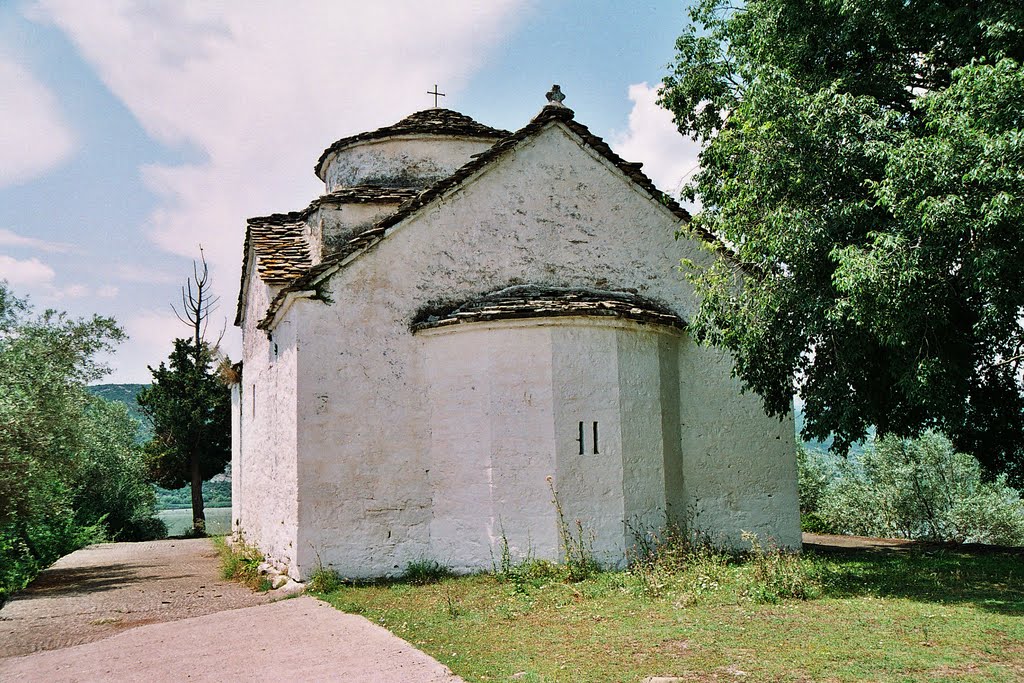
left=806, top=544, right=1024, bottom=616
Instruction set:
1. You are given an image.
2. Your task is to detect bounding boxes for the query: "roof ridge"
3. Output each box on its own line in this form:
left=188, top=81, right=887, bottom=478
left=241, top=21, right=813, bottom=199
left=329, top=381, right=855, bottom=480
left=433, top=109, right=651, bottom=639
left=255, top=103, right=739, bottom=331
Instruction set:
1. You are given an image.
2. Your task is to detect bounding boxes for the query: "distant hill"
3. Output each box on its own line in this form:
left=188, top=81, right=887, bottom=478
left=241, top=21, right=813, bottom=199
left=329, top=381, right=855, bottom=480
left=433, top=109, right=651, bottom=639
left=89, top=382, right=231, bottom=511
left=88, top=382, right=148, bottom=416
left=87, top=383, right=150, bottom=441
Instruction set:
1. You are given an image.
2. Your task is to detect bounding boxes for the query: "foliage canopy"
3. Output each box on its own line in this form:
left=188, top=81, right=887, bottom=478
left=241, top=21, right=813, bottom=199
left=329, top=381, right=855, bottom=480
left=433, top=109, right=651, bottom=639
left=0, top=284, right=162, bottom=603
left=138, top=339, right=230, bottom=525
left=800, top=433, right=1024, bottom=545
left=661, top=0, right=1024, bottom=483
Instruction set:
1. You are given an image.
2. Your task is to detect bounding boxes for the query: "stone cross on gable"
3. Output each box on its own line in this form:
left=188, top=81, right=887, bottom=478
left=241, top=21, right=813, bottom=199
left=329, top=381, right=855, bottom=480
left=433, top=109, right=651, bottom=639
left=427, top=84, right=446, bottom=108
left=546, top=84, right=566, bottom=106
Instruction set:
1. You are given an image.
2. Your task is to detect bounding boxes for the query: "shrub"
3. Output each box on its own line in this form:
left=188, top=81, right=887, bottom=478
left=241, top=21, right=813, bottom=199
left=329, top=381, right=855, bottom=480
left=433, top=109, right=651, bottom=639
left=813, top=431, right=1024, bottom=544
left=403, top=559, right=452, bottom=585
left=307, top=566, right=343, bottom=593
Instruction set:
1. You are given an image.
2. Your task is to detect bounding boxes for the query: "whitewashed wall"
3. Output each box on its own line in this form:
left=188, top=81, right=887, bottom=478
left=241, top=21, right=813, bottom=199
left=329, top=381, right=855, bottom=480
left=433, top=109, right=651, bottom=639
left=267, top=121, right=800, bottom=579
left=421, top=322, right=559, bottom=572
left=323, top=137, right=498, bottom=191
left=230, top=384, right=241, bottom=531
left=234, top=261, right=300, bottom=576
left=678, top=342, right=802, bottom=548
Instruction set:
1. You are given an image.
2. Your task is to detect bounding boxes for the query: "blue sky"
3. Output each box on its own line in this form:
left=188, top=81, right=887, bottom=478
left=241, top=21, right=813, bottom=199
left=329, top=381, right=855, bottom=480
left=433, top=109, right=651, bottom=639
left=0, top=1, right=700, bottom=382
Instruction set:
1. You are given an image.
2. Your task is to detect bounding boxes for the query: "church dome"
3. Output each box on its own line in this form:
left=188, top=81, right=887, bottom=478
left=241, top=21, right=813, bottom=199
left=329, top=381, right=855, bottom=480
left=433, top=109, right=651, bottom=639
left=316, top=109, right=510, bottom=192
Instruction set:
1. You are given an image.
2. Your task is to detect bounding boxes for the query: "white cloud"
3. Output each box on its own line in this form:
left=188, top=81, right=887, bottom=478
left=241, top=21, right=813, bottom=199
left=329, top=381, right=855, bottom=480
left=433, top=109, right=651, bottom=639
left=60, top=283, right=89, bottom=298
left=0, top=59, right=75, bottom=188
left=0, top=228, right=74, bottom=253
left=111, top=263, right=180, bottom=285
left=610, top=82, right=702, bottom=201
left=29, top=0, right=529, bottom=350
left=100, top=309, right=183, bottom=383
left=0, top=254, right=56, bottom=286
left=97, top=285, right=120, bottom=298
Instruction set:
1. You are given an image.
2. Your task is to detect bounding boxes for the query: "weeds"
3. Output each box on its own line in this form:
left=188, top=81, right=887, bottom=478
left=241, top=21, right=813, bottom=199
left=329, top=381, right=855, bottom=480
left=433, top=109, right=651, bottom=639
left=403, top=559, right=453, bottom=585
left=624, top=522, right=819, bottom=604
left=493, top=528, right=564, bottom=593
left=307, top=565, right=343, bottom=593
left=442, top=584, right=461, bottom=618
left=548, top=476, right=599, bottom=582
left=215, top=537, right=271, bottom=591
left=741, top=531, right=819, bottom=603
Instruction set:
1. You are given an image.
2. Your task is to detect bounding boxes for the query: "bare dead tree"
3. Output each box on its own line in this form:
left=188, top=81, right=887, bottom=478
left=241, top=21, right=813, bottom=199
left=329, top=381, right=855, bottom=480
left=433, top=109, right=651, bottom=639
left=172, top=245, right=222, bottom=354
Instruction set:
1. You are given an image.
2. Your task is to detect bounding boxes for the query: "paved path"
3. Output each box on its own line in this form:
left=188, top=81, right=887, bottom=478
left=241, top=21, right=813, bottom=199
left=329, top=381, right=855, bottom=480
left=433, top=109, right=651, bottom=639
left=0, top=539, right=462, bottom=682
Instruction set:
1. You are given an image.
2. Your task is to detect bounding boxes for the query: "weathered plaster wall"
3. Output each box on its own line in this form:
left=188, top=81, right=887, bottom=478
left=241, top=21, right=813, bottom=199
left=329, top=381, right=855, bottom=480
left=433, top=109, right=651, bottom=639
left=268, top=121, right=797, bottom=578
left=230, top=385, right=241, bottom=530
left=235, top=262, right=300, bottom=575
left=421, top=322, right=559, bottom=572
left=318, top=203, right=403, bottom=256
left=324, top=137, right=497, bottom=191
left=678, top=342, right=802, bottom=548
left=550, top=323, right=627, bottom=567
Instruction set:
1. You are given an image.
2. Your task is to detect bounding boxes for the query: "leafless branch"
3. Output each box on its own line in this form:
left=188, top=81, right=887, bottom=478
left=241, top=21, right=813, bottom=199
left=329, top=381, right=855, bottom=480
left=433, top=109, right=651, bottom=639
left=172, top=245, right=222, bottom=351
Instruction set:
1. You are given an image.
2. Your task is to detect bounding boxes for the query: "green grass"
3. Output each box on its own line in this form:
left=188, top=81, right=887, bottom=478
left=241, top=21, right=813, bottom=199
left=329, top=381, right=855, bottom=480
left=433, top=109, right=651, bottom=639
left=312, top=545, right=1024, bottom=682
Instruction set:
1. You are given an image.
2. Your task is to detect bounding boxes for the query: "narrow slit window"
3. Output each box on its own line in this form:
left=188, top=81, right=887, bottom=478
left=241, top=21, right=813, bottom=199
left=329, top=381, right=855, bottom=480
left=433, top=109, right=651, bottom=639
left=577, top=421, right=585, bottom=455
left=592, top=421, right=599, bottom=454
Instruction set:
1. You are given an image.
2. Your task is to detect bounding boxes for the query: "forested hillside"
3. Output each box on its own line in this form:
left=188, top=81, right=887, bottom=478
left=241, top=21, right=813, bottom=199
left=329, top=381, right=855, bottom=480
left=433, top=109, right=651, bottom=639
left=87, top=384, right=149, bottom=439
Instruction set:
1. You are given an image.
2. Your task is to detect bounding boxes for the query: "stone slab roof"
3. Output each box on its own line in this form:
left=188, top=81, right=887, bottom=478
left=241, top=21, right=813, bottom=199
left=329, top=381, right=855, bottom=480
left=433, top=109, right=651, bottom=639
left=411, top=285, right=687, bottom=332
left=254, top=100, right=757, bottom=331
left=246, top=219, right=312, bottom=285
left=315, top=109, right=511, bottom=179
left=250, top=186, right=422, bottom=227
left=234, top=186, right=420, bottom=325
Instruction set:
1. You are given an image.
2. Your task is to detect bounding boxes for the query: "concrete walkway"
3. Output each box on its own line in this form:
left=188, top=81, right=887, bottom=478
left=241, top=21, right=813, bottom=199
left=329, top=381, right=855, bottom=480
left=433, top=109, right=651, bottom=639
left=0, top=539, right=462, bottom=682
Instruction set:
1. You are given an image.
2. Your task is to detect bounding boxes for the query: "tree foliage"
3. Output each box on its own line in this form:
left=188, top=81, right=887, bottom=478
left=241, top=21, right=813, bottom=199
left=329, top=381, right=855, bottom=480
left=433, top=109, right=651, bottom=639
left=0, top=284, right=163, bottom=603
left=661, top=0, right=1024, bottom=483
left=800, top=433, right=1024, bottom=545
left=138, top=339, right=230, bottom=528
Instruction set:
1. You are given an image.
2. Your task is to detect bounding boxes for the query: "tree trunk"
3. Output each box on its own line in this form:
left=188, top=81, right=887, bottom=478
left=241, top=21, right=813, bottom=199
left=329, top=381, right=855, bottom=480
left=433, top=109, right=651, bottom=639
left=190, top=454, right=206, bottom=534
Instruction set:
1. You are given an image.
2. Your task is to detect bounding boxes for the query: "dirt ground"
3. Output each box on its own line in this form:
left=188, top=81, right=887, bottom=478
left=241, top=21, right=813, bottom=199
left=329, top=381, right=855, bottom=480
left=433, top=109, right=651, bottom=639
left=0, top=538, right=462, bottom=682
left=0, top=538, right=271, bottom=658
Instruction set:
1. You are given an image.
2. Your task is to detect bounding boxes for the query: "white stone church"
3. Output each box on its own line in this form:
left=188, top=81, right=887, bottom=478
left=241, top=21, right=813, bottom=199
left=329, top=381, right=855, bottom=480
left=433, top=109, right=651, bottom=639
left=231, top=87, right=799, bottom=580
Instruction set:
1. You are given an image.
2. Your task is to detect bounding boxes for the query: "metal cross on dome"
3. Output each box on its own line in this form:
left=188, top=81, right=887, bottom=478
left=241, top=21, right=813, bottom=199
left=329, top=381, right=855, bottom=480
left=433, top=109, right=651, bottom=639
left=427, top=84, right=446, bottom=108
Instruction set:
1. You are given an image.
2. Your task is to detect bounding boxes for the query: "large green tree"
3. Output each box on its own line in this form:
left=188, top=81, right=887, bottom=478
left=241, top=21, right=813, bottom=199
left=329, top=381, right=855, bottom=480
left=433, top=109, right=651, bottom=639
left=0, top=283, right=161, bottom=603
left=138, top=339, right=230, bottom=533
left=661, top=0, right=1024, bottom=484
